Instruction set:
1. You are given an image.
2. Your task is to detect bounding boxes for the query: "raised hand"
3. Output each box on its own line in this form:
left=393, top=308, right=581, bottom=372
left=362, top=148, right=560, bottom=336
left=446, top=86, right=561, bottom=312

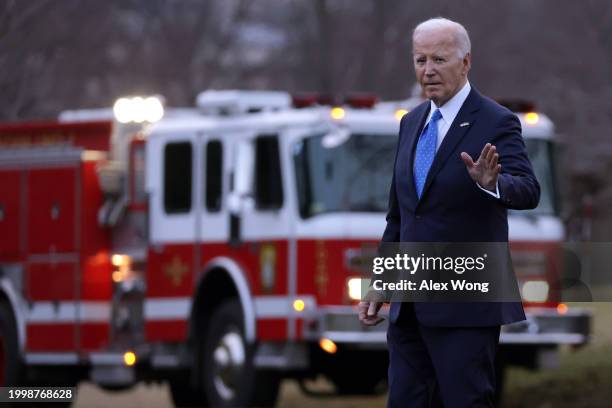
left=460, top=143, right=500, bottom=191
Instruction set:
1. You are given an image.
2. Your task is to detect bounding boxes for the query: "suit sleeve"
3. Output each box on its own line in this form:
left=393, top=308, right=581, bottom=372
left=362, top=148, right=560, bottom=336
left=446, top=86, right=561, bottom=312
left=491, top=113, right=541, bottom=210
left=372, top=115, right=406, bottom=300
left=381, top=115, right=405, bottom=242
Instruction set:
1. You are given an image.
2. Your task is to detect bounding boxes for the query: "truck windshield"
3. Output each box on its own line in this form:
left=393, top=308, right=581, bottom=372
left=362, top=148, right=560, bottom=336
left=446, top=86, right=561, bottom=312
left=293, top=134, right=557, bottom=218
left=293, top=132, right=397, bottom=218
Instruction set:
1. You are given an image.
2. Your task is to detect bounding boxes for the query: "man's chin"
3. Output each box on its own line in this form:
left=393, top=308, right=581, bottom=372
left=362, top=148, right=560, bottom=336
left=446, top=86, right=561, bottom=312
left=426, top=93, right=440, bottom=104
left=426, top=93, right=448, bottom=107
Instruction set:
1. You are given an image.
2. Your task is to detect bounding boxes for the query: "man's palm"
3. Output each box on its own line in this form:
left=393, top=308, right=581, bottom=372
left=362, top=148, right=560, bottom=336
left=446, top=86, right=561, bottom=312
left=460, top=143, right=500, bottom=191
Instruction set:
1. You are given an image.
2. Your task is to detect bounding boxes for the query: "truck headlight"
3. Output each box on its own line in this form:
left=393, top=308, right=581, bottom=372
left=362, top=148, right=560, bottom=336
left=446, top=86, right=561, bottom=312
left=347, top=278, right=363, bottom=301
left=110, top=253, right=145, bottom=341
left=521, top=280, right=549, bottom=302
left=112, top=254, right=132, bottom=282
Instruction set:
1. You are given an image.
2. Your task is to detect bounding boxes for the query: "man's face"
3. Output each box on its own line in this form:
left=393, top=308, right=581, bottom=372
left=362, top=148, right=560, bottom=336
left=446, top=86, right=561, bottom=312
left=413, top=30, right=471, bottom=107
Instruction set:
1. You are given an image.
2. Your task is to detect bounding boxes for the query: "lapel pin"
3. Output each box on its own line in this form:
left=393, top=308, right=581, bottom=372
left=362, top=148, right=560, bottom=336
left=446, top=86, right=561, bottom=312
left=460, top=122, right=470, bottom=127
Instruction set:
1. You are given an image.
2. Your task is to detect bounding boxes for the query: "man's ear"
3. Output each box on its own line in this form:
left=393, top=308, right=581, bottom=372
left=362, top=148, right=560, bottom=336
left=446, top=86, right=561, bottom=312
left=462, top=52, right=472, bottom=75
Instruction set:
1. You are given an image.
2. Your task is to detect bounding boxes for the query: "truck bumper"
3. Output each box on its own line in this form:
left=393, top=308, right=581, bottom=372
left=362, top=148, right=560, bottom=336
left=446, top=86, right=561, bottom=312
left=304, top=305, right=388, bottom=349
left=501, top=307, right=591, bottom=345
left=305, top=305, right=591, bottom=348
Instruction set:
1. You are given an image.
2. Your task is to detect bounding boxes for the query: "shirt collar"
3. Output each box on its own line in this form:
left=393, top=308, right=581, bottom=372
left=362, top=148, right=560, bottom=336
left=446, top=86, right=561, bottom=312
left=428, top=81, right=471, bottom=125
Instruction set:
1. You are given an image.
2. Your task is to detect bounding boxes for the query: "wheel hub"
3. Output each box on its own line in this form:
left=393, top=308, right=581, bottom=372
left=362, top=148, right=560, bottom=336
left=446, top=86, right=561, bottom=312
left=212, top=330, right=245, bottom=400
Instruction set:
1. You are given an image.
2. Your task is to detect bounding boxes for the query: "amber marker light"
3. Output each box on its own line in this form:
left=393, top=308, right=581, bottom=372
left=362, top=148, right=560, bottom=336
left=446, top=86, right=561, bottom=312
left=124, top=351, right=137, bottom=366
left=293, top=299, right=305, bottom=312
left=525, top=112, right=539, bottom=125
left=395, top=109, right=409, bottom=121
left=111, top=254, right=123, bottom=266
left=557, top=303, right=569, bottom=315
left=112, top=254, right=130, bottom=267
left=330, top=107, right=345, bottom=120
left=319, top=338, right=337, bottom=354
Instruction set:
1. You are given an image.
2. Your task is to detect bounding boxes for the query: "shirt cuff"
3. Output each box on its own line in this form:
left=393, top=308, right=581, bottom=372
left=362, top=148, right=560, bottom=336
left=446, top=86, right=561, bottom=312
left=477, top=181, right=500, bottom=199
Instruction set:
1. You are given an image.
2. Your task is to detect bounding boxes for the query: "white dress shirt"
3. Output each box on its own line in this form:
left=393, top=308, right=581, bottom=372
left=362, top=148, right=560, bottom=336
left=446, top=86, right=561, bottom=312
left=422, top=81, right=500, bottom=198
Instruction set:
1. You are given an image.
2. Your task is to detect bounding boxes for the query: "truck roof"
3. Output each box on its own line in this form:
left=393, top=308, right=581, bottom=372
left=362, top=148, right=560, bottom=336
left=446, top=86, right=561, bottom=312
left=147, top=105, right=555, bottom=141
left=0, top=120, right=113, bottom=151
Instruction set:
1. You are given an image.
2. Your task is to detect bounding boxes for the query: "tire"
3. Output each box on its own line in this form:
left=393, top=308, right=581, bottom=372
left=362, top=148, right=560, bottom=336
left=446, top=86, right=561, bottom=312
left=0, top=303, right=27, bottom=408
left=326, top=350, right=387, bottom=395
left=0, top=303, right=76, bottom=407
left=331, top=372, right=386, bottom=395
left=200, top=299, right=280, bottom=407
left=0, top=303, right=23, bottom=387
left=169, top=373, right=207, bottom=408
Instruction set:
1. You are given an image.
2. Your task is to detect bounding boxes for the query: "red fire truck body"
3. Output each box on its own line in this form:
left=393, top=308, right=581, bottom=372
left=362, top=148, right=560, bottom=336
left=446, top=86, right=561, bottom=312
left=0, top=91, right=590, bottom=406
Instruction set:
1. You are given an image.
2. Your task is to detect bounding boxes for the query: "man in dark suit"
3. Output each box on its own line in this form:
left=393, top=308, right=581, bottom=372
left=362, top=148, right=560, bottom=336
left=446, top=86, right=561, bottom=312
left=358, top=17, right=540, bottom=407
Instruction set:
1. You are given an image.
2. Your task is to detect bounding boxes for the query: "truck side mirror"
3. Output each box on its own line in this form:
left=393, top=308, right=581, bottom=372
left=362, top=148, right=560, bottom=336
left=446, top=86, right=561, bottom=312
left=228, top=141, right=255, bottom=245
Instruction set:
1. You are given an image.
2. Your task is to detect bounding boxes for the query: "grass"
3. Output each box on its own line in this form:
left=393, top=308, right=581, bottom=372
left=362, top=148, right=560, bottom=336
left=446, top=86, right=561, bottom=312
left=502, top=302, right=612, bottom=408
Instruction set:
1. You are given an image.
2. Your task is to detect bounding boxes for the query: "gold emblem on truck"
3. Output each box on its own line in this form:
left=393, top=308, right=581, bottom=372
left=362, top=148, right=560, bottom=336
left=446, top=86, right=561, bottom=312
left=260, top=243, right=276, bottom=293
left=163, top=255, right=189, bottom=286
left=315, top=240, right=328, bottom=296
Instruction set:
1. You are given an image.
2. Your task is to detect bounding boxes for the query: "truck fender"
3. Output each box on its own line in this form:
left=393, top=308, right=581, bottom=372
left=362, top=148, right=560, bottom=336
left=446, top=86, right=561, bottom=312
left=0, top=277, right=26, bottom=354
left=198, top=257, right=256, bottom=342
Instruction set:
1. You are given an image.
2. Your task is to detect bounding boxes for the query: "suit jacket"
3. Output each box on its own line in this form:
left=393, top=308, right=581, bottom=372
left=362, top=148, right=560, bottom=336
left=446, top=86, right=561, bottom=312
left=382, top=87, right=540, bottom=327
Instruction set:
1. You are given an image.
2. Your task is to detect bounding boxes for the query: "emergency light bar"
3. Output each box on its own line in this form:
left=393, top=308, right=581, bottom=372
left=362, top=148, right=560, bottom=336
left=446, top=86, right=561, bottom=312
left=292, top=93, right=378, bottom=109
left=292, top=93, right=338, bottom=108
left=292, top=94, right=318, bottom=108
left=196, top=90, right=291, bottom=115
left=344, top=94, right=379, bottom=108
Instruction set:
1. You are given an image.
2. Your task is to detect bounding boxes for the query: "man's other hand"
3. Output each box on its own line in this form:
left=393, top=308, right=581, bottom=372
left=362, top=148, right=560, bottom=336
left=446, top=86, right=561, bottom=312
left=461, top=143, right=500, bottom=191
left=358, top=300, right=384, bottom=326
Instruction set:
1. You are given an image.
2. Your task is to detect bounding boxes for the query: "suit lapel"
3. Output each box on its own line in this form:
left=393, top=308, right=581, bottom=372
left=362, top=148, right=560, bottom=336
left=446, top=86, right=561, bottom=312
left=418, top=88, right=483, bottom=204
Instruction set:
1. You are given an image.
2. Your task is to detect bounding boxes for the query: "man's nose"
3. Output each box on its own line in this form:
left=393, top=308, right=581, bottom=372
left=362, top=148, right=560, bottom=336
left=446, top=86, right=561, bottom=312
left=424, top=61, right=436, bottom=76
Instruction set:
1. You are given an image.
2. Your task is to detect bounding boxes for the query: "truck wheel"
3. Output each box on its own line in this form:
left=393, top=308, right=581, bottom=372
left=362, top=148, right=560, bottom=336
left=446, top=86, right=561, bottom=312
left=330, top=370, right=386, bottom=395
left=169, top=373, right=207, bottom=408
left=326, top=350, right=387, bottom=395
left=0, top=303, right=22, bottom=387
left=201, top=299, right=280, bottom=407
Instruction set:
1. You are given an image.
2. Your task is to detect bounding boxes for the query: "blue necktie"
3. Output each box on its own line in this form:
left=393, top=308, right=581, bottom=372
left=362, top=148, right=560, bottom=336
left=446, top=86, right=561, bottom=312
left=413, top=109, right=442, bottom=198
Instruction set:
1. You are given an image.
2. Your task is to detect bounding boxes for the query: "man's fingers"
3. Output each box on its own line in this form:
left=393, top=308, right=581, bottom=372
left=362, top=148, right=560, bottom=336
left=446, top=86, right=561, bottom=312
left=361, top=315, right=385, bottom=326
left=367, top=302, right=378, bottom=317
left=489, top=153, right=498, bottom=169
left=358, top=301, right=384, bottom=326
left=362, top=316, right=385, bottom=326
left=479, top=143, right=491, bottom=162
left=484, top=144, right=496, bottom=163
left=460, top=152, right=474, bottom=168
left=358, top=302, right=368, bottom=319
left=358, top=301, right=374, bottom=319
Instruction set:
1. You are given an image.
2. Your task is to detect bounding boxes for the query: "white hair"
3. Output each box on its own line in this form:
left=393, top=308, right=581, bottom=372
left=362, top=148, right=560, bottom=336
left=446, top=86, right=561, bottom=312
left=413, top=17, right=471, bottom=58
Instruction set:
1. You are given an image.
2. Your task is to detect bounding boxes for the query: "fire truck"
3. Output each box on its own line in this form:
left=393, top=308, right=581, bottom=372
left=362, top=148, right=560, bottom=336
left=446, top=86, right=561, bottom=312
left=0, top=90, right=590, bottom=406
